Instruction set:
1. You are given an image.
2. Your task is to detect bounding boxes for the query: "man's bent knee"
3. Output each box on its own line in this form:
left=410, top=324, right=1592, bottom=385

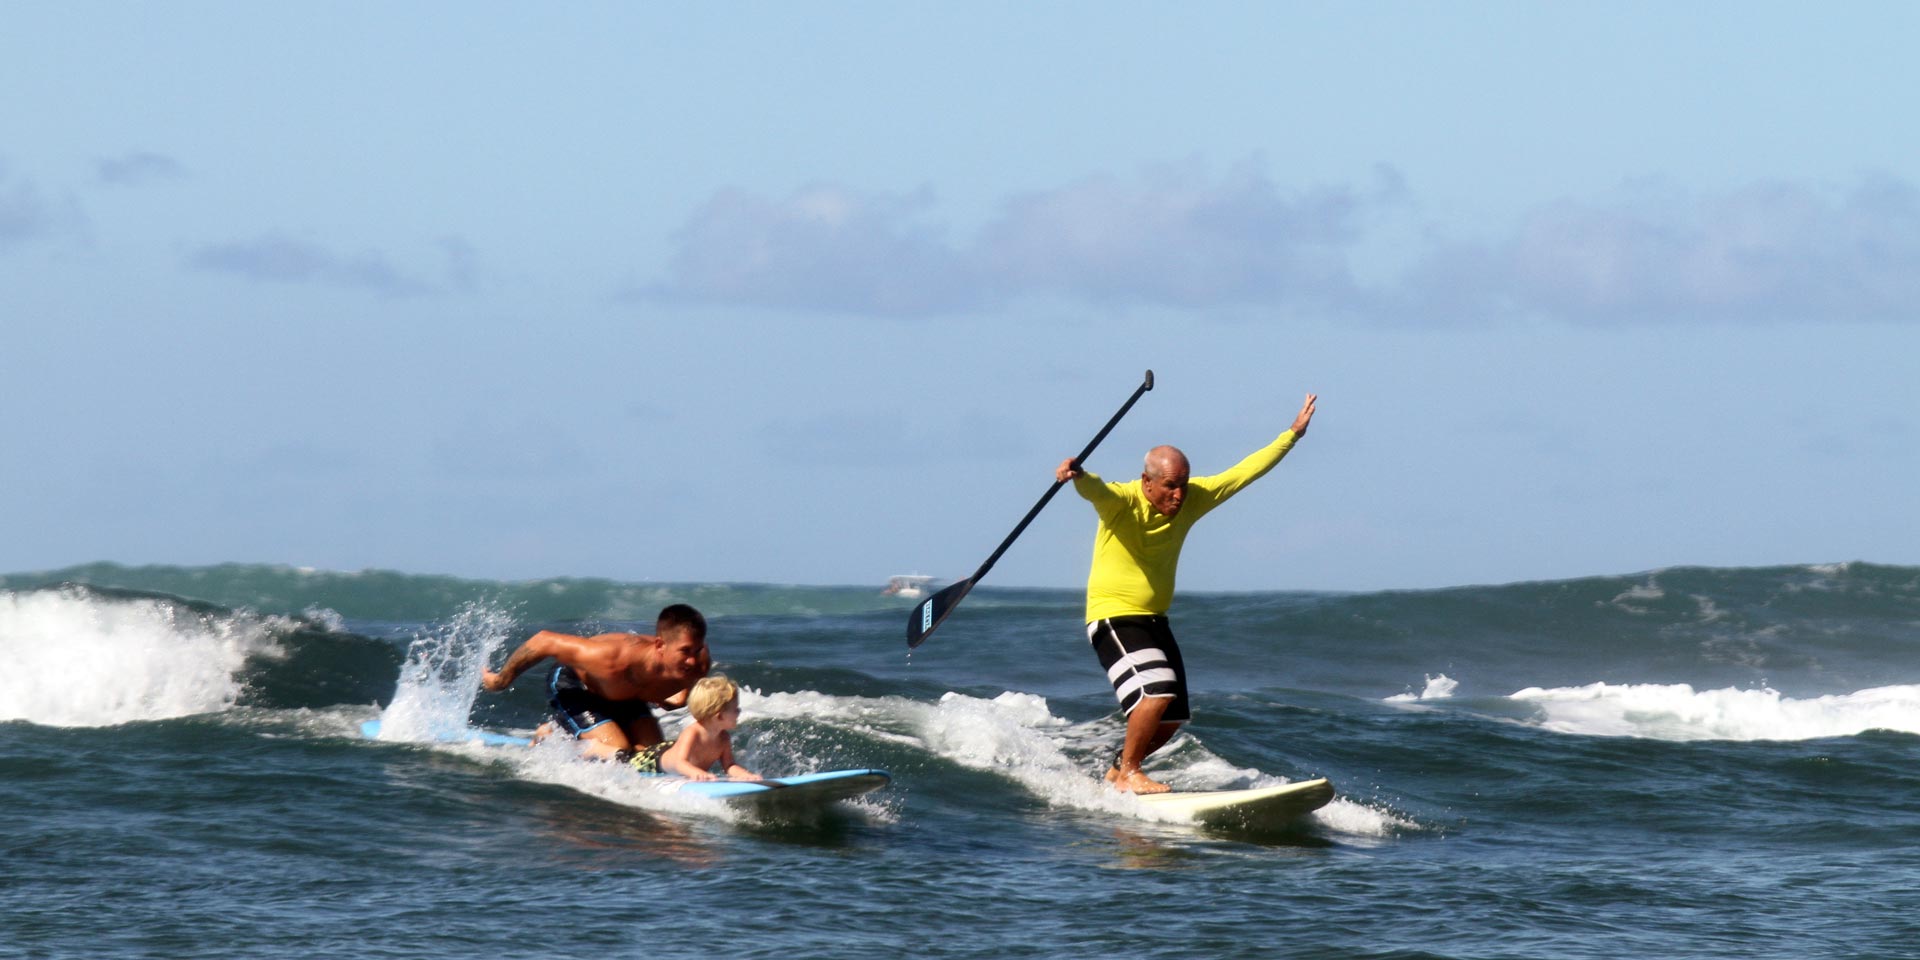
left=576, top=723, right=633, bottom=760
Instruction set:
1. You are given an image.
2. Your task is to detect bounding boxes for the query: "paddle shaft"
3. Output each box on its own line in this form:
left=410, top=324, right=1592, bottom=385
left=965, top=370, right=1154, bottom=584
left=908, top=370, right=1154, bottom=647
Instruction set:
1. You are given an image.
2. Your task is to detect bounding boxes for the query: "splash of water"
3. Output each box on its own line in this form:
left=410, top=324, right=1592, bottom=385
left=374, top=601, right=517, bottom=741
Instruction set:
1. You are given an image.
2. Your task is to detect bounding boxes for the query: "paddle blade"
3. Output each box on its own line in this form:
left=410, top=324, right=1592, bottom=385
left=906, top=578, right=975, bottom=648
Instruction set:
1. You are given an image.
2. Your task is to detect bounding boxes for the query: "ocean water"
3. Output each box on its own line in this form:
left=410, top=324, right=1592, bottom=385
left=3, top=561, right=1919, bottom=959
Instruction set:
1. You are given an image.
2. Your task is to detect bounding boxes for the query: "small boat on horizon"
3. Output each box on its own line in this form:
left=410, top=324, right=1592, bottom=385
left=883, top=574, right=937, bottom=599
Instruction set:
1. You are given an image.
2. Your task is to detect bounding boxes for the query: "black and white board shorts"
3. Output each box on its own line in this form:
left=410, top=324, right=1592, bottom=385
left=1086, top=615, right=1190, bottom=723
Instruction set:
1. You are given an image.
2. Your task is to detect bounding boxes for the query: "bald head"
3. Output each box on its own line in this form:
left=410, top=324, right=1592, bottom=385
left=1141, top=445, right=1191, bottom=517
left=1143, top=445, right=1189, bottom=481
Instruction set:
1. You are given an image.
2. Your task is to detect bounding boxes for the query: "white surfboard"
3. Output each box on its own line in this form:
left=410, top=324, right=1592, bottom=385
left=1134, top=777, right=1334, bottom=829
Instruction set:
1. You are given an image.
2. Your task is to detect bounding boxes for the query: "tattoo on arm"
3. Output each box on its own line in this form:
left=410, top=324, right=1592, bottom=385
left=496, top=637, right=554, bottom=686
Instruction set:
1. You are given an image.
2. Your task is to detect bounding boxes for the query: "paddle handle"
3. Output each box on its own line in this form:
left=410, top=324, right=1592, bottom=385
left=968, top=369, right=1153, bottom=584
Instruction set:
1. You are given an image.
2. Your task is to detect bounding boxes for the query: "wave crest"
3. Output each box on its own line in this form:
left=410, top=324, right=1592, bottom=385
left=0, top=587, right=288, bottom=727
left=1511, top=681, right=1920, bottom=741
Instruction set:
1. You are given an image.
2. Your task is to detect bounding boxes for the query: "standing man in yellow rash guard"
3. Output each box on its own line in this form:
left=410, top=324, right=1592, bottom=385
left=1056, top=393, right=1318, bottom=794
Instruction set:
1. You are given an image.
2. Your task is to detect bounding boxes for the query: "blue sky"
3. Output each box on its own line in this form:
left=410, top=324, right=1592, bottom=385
left=4, top=3, right=1917, bottom=591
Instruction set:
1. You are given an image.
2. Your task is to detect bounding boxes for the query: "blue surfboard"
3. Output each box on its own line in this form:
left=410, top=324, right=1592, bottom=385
left=674, top=768, right=892, bottom=806
left=360, top=719, right=890, bottom=808
left=360, top=718, right=530, bottom=746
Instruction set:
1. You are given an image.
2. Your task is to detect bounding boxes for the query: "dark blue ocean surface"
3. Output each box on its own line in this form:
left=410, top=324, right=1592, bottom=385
left=4, top=562, right=1919, bottom=959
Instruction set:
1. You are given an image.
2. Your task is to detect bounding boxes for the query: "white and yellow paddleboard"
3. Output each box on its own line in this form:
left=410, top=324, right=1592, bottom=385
left=1135, top=778, right=1334, bottom=829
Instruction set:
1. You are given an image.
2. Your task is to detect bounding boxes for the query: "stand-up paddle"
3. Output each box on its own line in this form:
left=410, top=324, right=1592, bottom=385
left=907, top=370, right=1154, bottom=648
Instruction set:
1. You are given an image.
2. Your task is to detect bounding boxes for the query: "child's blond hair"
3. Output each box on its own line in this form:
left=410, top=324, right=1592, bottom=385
left=685, top=674, right=740, bottom=721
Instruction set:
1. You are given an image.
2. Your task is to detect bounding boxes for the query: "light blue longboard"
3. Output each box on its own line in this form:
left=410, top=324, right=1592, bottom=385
left=361, top=719, right=531, bottom=747
left=359, top=719, right=890, bottom=809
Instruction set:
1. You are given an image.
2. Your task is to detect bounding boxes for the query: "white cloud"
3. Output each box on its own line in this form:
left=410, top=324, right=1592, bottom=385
left=646, top=183, right=984, bottom=317
left=185, top=234, right=449, bottom=298
left=1417, top=175, right=1920, bottom=324
left=974, top=158, right=1377, bottom=311
left=95, top=152, right=187, bottom=187
left=0, top=165, right=54, bottom=249
left=645, top=160, right=1393, bottom=318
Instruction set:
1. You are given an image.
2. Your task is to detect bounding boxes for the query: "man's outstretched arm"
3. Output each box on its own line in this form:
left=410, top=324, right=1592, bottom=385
left=1190, top=393, right=1320, bottom=507
left=481, top=630, right=579, bottom=691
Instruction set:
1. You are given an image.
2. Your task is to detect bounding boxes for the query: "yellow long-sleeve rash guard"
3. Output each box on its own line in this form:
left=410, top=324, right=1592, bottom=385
left=1071, top=430, right=1300, bottom=623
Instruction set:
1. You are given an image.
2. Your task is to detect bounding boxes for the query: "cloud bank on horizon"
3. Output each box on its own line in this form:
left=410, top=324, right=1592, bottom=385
left=10, top=150, right=1917, bottom=329
left=641, top=161, right=1920, bottom=325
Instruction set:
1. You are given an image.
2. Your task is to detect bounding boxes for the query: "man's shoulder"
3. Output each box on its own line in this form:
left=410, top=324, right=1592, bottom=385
left=1088, top=477, right=1145, bottom=515
left=564, top=633, right=647, bottom=671
left=589, top=631, right=651, bottom=645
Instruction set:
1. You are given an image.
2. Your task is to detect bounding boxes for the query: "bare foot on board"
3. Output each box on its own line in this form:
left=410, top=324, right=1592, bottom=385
left=1110, top=768, right=1172, bottom=794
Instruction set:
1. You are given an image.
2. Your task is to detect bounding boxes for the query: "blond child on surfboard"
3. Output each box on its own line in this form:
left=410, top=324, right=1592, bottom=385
left=656, top=675, right=760, bottom=782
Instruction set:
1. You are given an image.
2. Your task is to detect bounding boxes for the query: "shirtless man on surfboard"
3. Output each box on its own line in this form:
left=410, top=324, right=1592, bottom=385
left=1057, top=394, right=1317, bottom=793
left=480, top=603, right=710, bottom=762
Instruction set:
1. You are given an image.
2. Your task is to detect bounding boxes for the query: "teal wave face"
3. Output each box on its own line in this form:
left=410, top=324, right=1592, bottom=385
left=8, top=561, right=1918, bottom=711
left=0, top=562, right=970, bottom=623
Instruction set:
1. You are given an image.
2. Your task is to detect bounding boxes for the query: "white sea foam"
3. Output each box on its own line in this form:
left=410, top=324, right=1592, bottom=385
left=1511, top=681, right=1920, bottom=741
left=510, top=736, right=749, bottom=823
left=751, top=686, right=1402, bottom=835
left=301, top=605, right=347, bottom=632
left=1386, top=674, right=1458, bottom=702
left=1313, top=795, right=1419, bottom=838
left=0, top=588, right=286, bottom=727
left=1608, top=581, right=1666, bottom=610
